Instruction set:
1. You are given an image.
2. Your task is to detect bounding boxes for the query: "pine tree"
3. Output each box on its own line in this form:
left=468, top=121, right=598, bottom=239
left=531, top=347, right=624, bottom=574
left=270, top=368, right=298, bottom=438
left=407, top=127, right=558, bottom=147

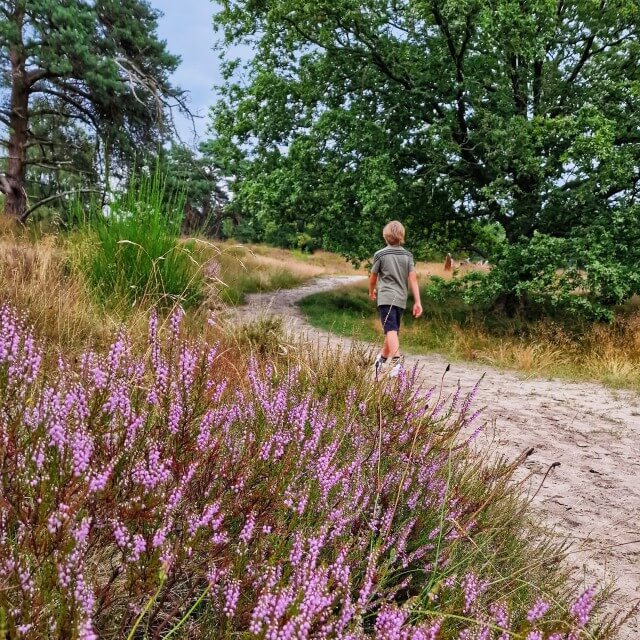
left=0, top=0, right=184, bottom=220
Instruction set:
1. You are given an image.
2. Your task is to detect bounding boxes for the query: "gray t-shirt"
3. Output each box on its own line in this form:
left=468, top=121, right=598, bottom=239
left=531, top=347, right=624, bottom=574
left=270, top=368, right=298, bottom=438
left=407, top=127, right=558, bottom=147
left=371, top=245, right=415, bottom=309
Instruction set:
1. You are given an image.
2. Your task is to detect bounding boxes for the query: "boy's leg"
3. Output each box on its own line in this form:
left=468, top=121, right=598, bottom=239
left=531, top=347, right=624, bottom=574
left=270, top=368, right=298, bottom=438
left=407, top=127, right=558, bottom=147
left=374, top=306, right=392, bottom=373
left=381, top=331, right=399, bottom=358
left=375, top=306, right=403, bottom=376
left=386, top=308, right=404, bottom=377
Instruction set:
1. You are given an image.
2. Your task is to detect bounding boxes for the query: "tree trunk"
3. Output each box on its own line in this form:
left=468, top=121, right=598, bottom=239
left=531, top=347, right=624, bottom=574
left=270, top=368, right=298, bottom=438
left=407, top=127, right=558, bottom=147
left=2, top=29, right=29, bottom=220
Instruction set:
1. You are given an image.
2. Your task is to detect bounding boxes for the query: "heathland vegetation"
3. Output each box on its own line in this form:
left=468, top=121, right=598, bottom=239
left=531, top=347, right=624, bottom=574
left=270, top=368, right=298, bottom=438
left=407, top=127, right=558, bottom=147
left=2, top=0, right=640, bottom=638
left=0, top=201, right=623, bottom=639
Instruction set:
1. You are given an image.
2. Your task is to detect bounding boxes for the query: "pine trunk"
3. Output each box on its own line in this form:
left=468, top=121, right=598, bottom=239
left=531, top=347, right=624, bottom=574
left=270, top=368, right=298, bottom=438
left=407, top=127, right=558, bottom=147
left=2, top=39, right=29, bottom=220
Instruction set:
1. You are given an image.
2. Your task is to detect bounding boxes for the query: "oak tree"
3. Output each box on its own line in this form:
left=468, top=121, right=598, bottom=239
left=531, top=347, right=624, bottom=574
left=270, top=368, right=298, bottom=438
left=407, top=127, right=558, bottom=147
left=212, top=0, right=640, bottom=314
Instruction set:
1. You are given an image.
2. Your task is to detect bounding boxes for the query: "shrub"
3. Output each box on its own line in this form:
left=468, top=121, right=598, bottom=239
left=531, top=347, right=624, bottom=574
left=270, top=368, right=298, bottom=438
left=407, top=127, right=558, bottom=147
left=437, top=230, right=640, bottom=323
left=79, top=170, right=203, bottom=310
left=0, top=303, right=611, bottom=639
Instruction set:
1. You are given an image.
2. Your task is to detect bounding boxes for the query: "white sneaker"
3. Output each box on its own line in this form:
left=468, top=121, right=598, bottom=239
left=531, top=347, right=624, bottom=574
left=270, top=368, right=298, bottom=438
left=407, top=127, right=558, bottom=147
left=389, top=358, right=403, bottom=378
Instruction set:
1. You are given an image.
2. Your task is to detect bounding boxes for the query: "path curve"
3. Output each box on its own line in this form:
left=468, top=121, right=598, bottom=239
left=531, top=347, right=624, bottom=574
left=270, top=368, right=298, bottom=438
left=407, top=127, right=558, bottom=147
left=238, top=276, right=640, bottom=636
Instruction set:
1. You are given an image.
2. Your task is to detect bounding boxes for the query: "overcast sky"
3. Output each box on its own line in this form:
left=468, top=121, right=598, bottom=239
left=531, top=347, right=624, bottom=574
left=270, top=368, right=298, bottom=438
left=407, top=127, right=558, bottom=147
left=152, top=1, right=228, bottom=145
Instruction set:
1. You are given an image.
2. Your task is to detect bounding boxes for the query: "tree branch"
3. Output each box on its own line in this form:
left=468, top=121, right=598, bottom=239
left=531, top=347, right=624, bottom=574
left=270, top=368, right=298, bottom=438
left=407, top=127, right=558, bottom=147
left=509, top=54, right=528, bottom=116
left=24, top=159, right=75, bottom=169
left=25, top=68, right=61, bottom=88
left=532, top=59, right=543, bottom=115
left=29, top=106, right=95, bottom=129
left=566, top=33, right=595, bottom=86
left=430, top=1, right=483, bottom=164
left=19, top=189, right=103, bottom=222
left=29, top=85, right=100, bottom=130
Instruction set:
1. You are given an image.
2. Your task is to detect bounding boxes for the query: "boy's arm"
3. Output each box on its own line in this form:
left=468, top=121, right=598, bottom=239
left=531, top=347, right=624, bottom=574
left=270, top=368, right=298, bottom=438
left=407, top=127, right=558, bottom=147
left=369, top=273, right=378, bottom=301
left=408, top=271, right=423, bottom=317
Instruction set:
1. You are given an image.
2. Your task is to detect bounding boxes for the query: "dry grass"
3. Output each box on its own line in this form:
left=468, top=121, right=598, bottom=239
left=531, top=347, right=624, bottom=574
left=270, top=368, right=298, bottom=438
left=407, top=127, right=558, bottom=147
left=235, top=242, right=360, bottom=275
left=299, top=279, right=640, bottom=391
left=210, top=241, right=361, bottom=279
left=2, top=233, right=101, bottom=348
left=0, top=228, right=150, bottom=354
left=414, top=260, right=489, bottom=280
left=192, top=240, right=362, bottom=305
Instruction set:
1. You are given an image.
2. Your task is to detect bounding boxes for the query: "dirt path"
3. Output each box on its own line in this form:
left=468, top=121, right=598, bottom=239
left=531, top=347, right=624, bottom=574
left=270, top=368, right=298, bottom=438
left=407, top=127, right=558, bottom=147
left=237, top=276, right=640, bottom=637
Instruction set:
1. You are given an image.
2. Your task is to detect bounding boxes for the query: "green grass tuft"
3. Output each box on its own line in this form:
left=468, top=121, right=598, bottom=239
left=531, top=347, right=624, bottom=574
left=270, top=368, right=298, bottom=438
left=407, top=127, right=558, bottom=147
left=76, top=169, right=204, bottom=310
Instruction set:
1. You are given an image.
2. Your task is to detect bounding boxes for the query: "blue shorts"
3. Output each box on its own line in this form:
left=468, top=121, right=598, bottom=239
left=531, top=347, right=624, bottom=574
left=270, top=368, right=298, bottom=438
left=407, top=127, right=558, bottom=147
left=378, top=305, right=404, bottom=334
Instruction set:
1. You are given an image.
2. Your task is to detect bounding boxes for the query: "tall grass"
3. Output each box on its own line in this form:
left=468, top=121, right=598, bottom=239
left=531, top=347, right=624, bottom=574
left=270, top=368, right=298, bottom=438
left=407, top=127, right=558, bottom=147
left=77, top=170, right=203, bottom=310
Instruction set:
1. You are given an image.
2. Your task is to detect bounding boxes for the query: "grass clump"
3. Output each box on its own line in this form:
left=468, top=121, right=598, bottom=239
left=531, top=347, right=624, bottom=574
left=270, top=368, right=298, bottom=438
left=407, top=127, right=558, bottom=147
left=0, top=302, right=618, bottom=639
left=76, top=170, right=204, bottom=310
left=299, top=281, right=640, bottom=390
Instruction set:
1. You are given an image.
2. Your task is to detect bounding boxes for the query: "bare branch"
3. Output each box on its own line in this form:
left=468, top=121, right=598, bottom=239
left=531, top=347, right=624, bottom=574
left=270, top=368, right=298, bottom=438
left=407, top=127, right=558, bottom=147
left=24, top=160, right=74, bottom=170
left=113, top=57, right=164, bottom=122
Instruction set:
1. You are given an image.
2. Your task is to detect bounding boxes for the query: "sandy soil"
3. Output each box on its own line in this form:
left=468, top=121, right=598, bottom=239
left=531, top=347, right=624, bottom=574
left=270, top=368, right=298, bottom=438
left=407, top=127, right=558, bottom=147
left=236, top=275, right=640, bottom=638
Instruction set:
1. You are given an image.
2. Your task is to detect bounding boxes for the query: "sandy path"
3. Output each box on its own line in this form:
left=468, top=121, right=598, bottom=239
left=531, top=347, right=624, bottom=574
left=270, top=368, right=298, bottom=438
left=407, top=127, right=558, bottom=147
left=237, top=276, right=640, bottom=637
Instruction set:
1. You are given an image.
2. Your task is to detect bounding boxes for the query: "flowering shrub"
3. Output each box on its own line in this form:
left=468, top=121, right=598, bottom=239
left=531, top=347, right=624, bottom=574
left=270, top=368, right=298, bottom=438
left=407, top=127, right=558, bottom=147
left=0, top=304, right=603, bottom=638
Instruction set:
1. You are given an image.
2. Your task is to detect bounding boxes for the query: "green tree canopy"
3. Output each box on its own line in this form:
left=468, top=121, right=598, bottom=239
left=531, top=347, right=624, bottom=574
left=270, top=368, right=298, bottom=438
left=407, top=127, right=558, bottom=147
left=211, top=0, right=640, bottom=315
left=0, top=0, right=184, bottom=220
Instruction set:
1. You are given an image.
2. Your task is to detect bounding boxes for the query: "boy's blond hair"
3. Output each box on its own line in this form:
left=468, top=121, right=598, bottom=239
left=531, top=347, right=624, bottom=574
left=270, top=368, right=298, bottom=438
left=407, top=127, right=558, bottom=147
left=383, top=220, right=405, bottom=246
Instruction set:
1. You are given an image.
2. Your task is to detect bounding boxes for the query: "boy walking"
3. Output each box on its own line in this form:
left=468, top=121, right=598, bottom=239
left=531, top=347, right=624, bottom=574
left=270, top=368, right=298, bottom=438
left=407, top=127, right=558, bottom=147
left=369, top=221, right=422, bottom=377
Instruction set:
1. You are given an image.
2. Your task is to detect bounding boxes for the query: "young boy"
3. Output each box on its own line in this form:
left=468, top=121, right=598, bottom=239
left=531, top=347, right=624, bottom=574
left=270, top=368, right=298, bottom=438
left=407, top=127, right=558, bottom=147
left=369, top=221, right=423, bottom=377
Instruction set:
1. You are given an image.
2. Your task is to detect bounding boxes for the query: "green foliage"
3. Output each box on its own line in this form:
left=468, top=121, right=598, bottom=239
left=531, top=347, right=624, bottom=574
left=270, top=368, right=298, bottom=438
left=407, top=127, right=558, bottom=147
left=429, top=221, right=640, bottom=320
left=221, top=216, right=261, bottom=243
left=211, top=0, right=640, bottom=311
left=79, top=170, right=203, bottom=310
left=163, top=144, right=227, bottom=236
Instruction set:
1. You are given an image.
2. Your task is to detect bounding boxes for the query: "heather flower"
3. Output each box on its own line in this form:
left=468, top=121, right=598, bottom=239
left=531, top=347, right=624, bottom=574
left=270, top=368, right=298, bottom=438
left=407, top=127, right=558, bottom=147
left=462, top=572, right=487, bottom=613
left=223, top=580, right=240, bottom=617
left=570, top=586, right=596, bottom=627
left=374, top=606, right=406, bottom=640
left=489, top=602, right=510, bottom=640
left=527, top=597, right=550, bottom=622
left=130, top=534, right=146, bottom=562
left=73, top=518, right=92, bottom=545
left=0, top=302, right=602, bottom=638
left=239, top=511, right=257, bottom=545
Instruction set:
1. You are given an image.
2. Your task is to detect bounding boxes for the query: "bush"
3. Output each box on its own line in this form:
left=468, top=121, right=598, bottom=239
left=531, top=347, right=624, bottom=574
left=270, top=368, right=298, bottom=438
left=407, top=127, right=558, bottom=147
left=426, top=233, right=639, bottom=322
left=79, top=170, right=203, bottom=310
left=0, top=303, right=611, bottom=639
